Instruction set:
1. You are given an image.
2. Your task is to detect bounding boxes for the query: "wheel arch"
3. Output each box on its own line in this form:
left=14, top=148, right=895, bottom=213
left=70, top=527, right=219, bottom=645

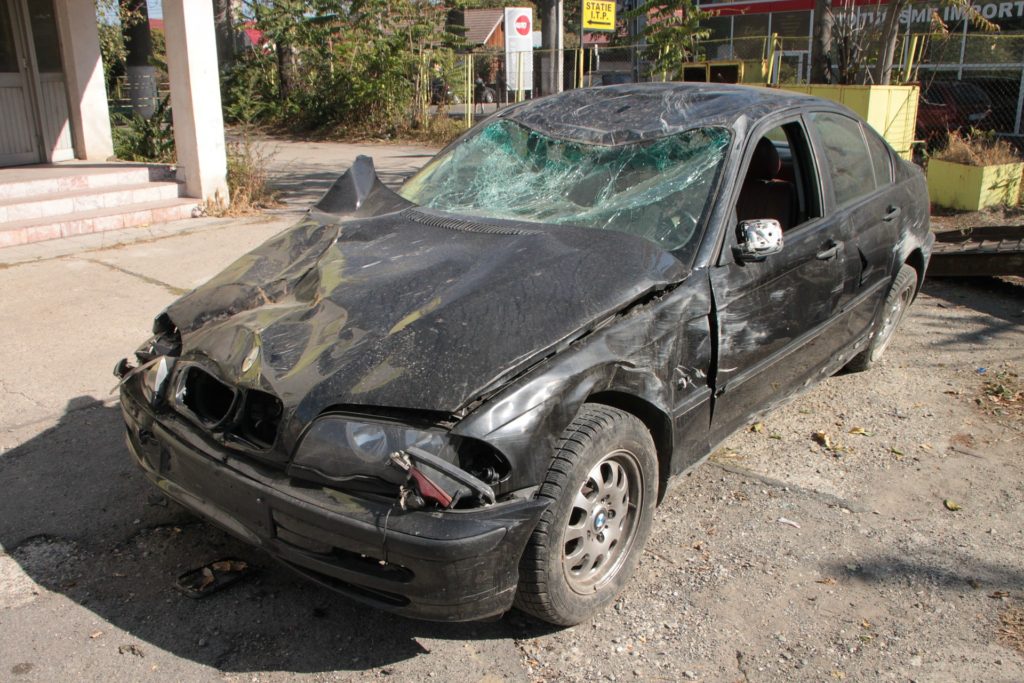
left=905, top=248, right=926, bottom=297
left=587, top=391, right=674, bottom=505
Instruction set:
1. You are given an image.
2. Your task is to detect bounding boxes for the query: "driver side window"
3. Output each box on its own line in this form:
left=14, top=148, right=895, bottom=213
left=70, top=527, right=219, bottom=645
left=735, top=122, right=822, bottom=233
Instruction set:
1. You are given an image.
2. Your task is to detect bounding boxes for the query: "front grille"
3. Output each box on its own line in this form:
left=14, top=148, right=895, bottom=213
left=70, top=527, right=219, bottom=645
left=174, top=365, right=282, bottom=449
left=238, top=390, right=283, bottom=448
left=179, top=366, right=236, bottom=427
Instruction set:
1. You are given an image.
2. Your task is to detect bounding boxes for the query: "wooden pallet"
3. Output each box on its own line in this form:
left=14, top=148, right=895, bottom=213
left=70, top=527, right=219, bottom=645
left=928, top=226, right=1024, bottom=277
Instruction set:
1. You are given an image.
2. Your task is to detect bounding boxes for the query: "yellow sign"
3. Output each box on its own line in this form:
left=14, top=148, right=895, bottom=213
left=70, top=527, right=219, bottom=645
left=582, top=1, right=616, bottom=32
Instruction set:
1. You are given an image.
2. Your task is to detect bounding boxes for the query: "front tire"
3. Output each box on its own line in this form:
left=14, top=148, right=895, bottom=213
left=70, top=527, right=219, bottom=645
left=515, top=405, right=657, bottom=626
left=846, top=264, right=918, bottom=372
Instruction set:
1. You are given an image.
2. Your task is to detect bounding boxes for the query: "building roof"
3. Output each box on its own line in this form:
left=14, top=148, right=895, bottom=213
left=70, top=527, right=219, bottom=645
left=463, top=8, right=503, bottom=45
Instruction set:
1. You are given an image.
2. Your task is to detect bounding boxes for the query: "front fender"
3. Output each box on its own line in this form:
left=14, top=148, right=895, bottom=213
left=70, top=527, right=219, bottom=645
left=455, top=361, right=671, bottom=490
left=453, top=277, right=714, bottom=492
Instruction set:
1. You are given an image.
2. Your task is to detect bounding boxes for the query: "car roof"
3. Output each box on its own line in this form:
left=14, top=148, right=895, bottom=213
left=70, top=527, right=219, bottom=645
left=498, top=82, right=826, bottom=146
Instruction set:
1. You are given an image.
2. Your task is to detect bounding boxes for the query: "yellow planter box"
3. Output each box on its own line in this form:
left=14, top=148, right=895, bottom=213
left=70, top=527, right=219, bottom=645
left=927, top=159, right=1023, bottom=211
left=780, top=84, right=919, bottom=160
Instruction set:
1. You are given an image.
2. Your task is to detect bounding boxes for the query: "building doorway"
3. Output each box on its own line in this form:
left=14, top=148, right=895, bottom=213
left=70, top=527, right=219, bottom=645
left=0, top=0, right=74, bottom=167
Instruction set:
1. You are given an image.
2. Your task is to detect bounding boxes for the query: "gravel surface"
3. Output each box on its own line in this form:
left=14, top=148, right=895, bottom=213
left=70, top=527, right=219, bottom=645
left=1, top=265, right=1022, bottom=681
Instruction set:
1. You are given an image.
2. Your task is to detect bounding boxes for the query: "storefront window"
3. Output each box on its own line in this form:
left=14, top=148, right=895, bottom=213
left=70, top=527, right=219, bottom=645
left=701, top=16, right=733, bottom=59
left=733, top=14, right=770, bottom=59
left=772, top=11, right=811, bottom=50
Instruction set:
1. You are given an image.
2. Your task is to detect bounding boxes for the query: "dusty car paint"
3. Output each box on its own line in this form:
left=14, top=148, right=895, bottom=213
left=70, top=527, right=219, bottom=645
left=118, top=83, right=933, bottom=622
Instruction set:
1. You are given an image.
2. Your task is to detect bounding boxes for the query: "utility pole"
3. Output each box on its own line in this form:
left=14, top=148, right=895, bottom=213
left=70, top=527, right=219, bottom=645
left=811, top=0, right=833, bottom=83
left=540, top=0, right=564, bottom=94
left=120, top=0, right=156, bottom=118
left=212, top=0, right=238, bottom=68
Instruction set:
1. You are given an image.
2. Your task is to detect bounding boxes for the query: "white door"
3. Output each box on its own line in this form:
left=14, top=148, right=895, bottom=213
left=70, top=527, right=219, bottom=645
left=24, top=0, right=73, bottom=161
left=0, top=0, right=41, bottom=166
left=0, top=0, right=74, bottom=167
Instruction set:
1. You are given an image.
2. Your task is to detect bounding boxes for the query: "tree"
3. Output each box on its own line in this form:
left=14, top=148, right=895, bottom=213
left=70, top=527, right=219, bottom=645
left=626, top=0, right=714, bottom=81
left=226, top=0, right=459, bottom=132
left=119, top=0, right=156, bottom=116
left=811, top=0, right=832, bottom=83
left=811, top=0, right=997, bottom=85
left=212, top=0, right=239, bottom=68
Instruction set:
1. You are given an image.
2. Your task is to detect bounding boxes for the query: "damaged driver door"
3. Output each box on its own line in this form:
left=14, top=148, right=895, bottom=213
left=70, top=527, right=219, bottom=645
left=708, top=118, right=849, bottom=444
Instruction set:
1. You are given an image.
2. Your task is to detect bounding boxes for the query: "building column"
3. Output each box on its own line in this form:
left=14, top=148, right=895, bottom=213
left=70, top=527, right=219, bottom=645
left=56, top=0, right=114, bottom=161
left=163, top=0, right=229, bottom=203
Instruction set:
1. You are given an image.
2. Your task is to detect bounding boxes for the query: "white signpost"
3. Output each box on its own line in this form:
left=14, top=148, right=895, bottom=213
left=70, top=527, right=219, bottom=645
left=504, top=7, right=534, bottom=93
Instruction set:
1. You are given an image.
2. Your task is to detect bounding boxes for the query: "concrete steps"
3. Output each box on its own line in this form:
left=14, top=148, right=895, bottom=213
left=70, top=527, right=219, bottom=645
left=0, top=164, right=200, bottom=248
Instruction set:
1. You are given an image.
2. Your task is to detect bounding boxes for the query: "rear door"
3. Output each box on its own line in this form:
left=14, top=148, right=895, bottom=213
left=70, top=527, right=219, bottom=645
left=805, top=112, right=902, bottom=346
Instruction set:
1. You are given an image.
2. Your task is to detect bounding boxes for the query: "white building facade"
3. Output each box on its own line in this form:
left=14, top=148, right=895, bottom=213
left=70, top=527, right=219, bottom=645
left=0, top=0, right=227, bottom=201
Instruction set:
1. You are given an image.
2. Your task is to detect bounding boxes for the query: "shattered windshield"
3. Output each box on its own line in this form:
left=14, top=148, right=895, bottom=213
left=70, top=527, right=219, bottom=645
left=399, top=119, right=730, bottom=253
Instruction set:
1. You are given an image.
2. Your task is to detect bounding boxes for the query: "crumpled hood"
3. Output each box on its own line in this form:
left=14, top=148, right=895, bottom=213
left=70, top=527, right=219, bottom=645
left=163, top=160, right=689, bottom=416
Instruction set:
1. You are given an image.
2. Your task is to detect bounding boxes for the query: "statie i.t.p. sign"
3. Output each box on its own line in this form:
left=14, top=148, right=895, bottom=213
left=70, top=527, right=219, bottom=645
left=582, top=1, right=616, bottom=32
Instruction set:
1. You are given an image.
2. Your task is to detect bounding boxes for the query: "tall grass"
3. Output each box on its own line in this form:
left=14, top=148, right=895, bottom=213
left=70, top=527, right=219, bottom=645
left=933, top=129, right=1020, bottom=166
left=205, top=135, right=279, bottom=216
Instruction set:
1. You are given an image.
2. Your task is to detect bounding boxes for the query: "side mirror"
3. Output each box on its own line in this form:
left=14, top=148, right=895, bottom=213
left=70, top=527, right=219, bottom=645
left=733, top=219, right=783, bottom=262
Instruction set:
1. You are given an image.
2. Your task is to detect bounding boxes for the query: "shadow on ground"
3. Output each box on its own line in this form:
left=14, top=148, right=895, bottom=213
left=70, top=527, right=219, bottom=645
left=0, top=398, right=555, bottom=673
left=910, top=276, right=1023, bottom=351
left=822, top=554, right=1024, bottom=593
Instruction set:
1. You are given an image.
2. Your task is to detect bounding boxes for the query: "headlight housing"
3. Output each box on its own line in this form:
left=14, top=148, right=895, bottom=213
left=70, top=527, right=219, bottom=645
left=131, top=355, right=175, bottom=406
left=291, top=415, right=457, bottom=486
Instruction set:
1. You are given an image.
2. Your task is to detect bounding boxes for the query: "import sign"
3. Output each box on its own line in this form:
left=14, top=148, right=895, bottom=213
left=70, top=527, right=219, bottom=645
left=504, top=7, right=534, bottom=92
left=582, top=1, right=616, bottom=31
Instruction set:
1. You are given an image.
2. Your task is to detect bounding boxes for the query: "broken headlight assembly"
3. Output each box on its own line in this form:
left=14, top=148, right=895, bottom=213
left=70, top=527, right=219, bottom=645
left=114, top=353, right=176, bottom=407
left=290, top=415, right=504, bottom=509
left=292, top=416, right=455, bottom=484
left=141, top=356, right=175, bottom=405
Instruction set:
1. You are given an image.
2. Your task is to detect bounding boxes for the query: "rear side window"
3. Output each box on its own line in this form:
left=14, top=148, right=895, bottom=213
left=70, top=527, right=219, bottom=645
left=809, top=112, right=875, bottom=208
left=864, top=126, right=893, bottom=188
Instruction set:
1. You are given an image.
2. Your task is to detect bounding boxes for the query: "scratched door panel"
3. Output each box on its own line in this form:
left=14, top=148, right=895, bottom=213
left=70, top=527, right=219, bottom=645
left=708, top=214, right=847, bottom=442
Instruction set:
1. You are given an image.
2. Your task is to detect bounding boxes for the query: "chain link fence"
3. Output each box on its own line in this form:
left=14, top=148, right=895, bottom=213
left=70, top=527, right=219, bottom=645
left=422, top=31, right=1024, bottom=148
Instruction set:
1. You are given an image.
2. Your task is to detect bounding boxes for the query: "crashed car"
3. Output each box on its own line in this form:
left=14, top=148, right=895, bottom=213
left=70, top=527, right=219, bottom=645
left=117, top=83, right=933, bottom=626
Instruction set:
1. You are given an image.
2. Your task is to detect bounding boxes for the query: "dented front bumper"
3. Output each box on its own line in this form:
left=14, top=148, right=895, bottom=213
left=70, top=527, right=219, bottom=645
left=120, top=381, right=548, bottom=622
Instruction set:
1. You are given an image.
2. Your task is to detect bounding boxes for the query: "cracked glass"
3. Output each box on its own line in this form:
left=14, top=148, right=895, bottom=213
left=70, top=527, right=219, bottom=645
left=399, top=119, right=731, bottom=254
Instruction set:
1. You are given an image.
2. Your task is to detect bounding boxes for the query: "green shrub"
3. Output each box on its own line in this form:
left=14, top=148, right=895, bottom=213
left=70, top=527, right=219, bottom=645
left=111, top=96, right=175, bottom=163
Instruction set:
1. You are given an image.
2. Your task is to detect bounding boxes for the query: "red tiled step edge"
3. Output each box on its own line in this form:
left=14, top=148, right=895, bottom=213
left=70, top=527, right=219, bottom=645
left=0, top=182, right=183, bottom=223
left=0, top=198, right=200, bottom=248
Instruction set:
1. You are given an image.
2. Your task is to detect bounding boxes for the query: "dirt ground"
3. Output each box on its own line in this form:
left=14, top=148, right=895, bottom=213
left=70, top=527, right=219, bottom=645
left=517, top=274, right=1024, bottom=683
left=930, top=205, right=1024, bottom=232
left=0, top=145, right=1022, bottom=680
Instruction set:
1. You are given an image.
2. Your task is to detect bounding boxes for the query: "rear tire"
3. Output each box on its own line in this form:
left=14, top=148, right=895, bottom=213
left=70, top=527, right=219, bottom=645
left=846, top=264, right=917, bottom=372
left=515, top=405, right=657, bottom=626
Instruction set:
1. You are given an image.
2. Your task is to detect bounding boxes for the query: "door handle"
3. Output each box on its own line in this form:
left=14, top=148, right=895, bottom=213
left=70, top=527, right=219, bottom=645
left=816, top=239, right=841, bottom=260
left=883, top=205, right=902, bottom=222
